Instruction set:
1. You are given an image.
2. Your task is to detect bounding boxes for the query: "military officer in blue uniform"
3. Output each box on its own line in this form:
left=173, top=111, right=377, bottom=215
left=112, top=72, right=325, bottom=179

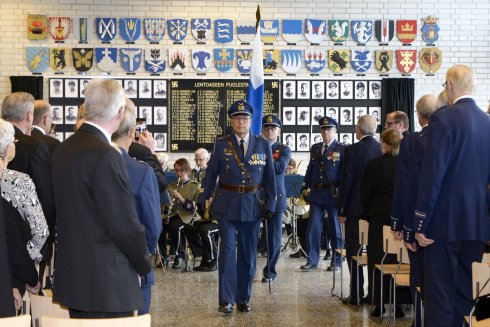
left=413, top=65, right=490, bottom=326
left=197, top=100, right=276, bottom=314
left=260, top=114, right=291, bottom=282
left=301, top=117, right=344, bottom=271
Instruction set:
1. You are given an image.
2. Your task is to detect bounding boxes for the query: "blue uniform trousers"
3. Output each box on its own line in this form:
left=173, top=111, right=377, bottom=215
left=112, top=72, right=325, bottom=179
left=138, top=270, right=155, bottom=315
left=424, top=241, right=485, bottom=327
left=306, top=202, right=342, bottom=266
left=408, top=249, right=423, bottom=327
left=262, top=211, right=284, bottom=280
left=218, top=219, right=261, bottom=305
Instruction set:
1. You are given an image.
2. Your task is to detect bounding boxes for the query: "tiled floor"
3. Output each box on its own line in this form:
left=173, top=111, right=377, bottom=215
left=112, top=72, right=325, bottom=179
left=150, top=252, right=413, bottom=326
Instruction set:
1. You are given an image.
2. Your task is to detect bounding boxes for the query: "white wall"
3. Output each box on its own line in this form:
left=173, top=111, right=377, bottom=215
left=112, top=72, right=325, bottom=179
left=1, top=0, right=489, bottom=164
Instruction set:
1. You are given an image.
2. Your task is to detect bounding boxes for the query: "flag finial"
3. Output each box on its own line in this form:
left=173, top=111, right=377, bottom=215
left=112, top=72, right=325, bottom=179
left=255, top=5, right=261, bottom=30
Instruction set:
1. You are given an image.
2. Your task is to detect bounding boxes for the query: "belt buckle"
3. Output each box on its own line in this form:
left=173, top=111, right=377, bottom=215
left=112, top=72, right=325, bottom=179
left=238, top=185, right=245, bottom=193
left=317, top=184, right=323, bottom=190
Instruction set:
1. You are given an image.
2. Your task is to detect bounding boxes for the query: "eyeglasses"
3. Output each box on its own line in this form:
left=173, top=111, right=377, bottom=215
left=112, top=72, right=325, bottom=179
left=194, top=158, right=206, bottom=162
left=442, top=81, right=447, bottom=88
left=385, top=121, right=400, bottom=126
left=231, top=116, right=250, bottom=122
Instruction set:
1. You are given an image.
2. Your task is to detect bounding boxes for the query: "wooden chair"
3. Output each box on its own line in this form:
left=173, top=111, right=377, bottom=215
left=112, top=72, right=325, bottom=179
left=465, top=262, right=490, bottom=326
left=40, top=314, right=151, bottom=327
left=0, top=315, right=31, bottom=327
left=331, top=221, right=345, bottom=299
left=372, top=226, right=410, bottom=321
left=351, top=219, right=369, bottom=307
left=30, top=294, right=69, bottom=326
left=387, top=244, right=411, bottom=326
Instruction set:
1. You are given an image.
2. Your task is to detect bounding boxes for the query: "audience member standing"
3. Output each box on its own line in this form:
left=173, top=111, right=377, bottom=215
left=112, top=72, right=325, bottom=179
left=32, top=100, right=60, bottom=154
left=338, top=115, right=381, bottom=306
left=52, top=79, right=151, bottom=318
left=413, top=64, right=490, bottom=326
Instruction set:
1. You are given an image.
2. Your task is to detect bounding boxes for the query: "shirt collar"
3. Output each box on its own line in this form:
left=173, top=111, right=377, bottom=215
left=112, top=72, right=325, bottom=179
left=84, top=121, right=112, bottom=144
left=32, top=125, right=46, bottom=135
left=453, top=95, right=473, bottom=104
left=235, top=133, right=250, bottom=144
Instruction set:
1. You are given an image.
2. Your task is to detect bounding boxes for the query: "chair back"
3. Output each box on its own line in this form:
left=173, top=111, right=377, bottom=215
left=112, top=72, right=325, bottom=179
left=482, top=253, right=490, bottom=263
left=382, top=225, right=404, bottom=254
left=358, top=219, right=369, bottom=245
left=472, top=262, right=490, bottom=299
left=41, top=314, right=151, bottom=327
left=396, top=244, right=410, bottom=264
left=0, top=315, right=31, bottom=327
left=30, top=294, right=69, bottom=326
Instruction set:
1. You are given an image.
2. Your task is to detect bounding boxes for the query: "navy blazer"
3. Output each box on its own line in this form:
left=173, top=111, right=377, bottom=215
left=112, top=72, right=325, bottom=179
left=338, top=136, right=382, bottom=217
left=198, top=133, right=276, bottom=221
left=304, top=140, right=344, bottom=206
left=414, top=98, right=490, bottom=243
left=271, top=141, right=291, bottom=212
left=121, top=149, right=162, bottom=254
left=390, top=131, right=420, bottom=231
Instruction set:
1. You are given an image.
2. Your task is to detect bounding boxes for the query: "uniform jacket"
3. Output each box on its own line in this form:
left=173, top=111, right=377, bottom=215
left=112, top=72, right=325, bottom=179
left=304, top=140, right=344, bottom=207
left=31, top=127, right=60, bottom=155
left=52, top=123, right=151, bottom=312
left=198, top=133, right=276, bottom=221
left=129, top=143, right=168, bottom=193
left=271, top=141, right=291, bottom=212
left=414, top=98, right=490, bottom=243
left=168, top=179, right=200, bottom=224
left=338, top=135, right=381, bottom=217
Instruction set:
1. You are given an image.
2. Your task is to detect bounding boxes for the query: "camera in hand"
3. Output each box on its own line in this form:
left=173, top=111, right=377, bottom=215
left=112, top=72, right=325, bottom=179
left=135, top=118, right=146, bottom=141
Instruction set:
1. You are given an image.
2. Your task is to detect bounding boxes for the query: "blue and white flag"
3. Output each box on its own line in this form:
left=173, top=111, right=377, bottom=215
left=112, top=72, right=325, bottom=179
left=246, top=28, right=264, bottom=135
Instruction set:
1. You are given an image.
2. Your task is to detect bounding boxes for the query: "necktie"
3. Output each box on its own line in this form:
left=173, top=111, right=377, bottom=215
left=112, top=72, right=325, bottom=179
left=322, top=144, right=328, bottom=157
left=240, top=139, right=245, bottom=158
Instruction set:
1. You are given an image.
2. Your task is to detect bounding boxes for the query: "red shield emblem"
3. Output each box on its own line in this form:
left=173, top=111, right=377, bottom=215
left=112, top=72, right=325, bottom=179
left=397, top=20, right=417, bottom=44
left=48, top=17, right=71, bottom=41
left=396, top=50, right=417, bottom=74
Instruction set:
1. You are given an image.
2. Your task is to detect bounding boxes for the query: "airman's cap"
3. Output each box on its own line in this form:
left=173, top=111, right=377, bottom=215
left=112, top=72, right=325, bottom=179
left=262, top=114, right=282, bottom=128
left=228, top=100, right=253, bottom=117
left=319, top=116, right=338, bottom=128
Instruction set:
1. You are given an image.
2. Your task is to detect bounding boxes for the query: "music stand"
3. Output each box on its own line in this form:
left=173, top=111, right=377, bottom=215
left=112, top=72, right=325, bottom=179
left=281, top=174, right=307, bottom=256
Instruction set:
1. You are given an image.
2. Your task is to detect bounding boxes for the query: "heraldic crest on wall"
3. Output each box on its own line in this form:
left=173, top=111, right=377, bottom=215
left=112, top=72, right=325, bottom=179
left=421, top=15, right=440, bottom=45
left=351, top=20, right=373, bottom=45
left=375, top=20, right=394, bottom=44
left=282, top=19, right=302, bottom=43
left=26, top=47, right=49, bottom=73
left=191, top=19, right=211, bottom=42
left=396, top=49, right=417, bottom=74
left=397, top=20, right=417, bottom=44
left=281, top=50, right=302, bottom=74
left=145, top=48, right=166, bottom=74
left=49, top=16, right=71, bottom=41
left=144, top=18, right=165, bottom=43
left=351, top=49, right=372, bottom=74
left=50, top=48, right=67, bottom=71
left=305, top=49, right=326, bottom=74
left=215, top=19, right=234, bottom=43
left=120, top=18, right=142, bottom=43
left=236, top=20, right=256, bottom=43
left=329, top=49, right=349, bottom=73
left=27, top=13, right=48, bottom=40
left=419, top=47, right=442, bottom=74
left=169, top=49, right=186, bottom=71
left=73, top=17, right=91, bottom=43
left=168, top=19, right=188, bottom=43
left=214, top=48, right=234, bottom=73
left=192, top=50, right=211, bottom=72
left=95, top=47, right=117, bottom=73
left=260, top=19, right=279, bottom=43
left=72, top=48, right=94, bottom=72
left=96, top=18, right=117, bottom=42
left=375, top=50, right=393, bottom=73
left=263, top=49, right=280, bottom=74
left=305, top=19, right=326, bottom=44
left=120, top=48, right=142, bottom=73
left=236, top=49, right=253, bottom=74
left=329, top=20, right=349, bottom=43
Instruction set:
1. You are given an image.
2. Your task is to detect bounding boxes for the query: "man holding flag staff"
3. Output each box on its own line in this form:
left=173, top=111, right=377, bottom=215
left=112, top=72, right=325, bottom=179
left=197, top=100, right=276, bottom=314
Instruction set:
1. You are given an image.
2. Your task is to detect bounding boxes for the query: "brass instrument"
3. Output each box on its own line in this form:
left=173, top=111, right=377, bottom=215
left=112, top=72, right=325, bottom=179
left=162, top=177, right=181, bottom=224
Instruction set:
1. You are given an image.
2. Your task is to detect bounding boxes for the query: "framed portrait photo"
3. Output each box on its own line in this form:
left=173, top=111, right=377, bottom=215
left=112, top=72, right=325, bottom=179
left=297, top=107, right=310, bottom=125
left=154, top=80, right=167, bottom=98
left=340, top=81, right=353, bottom=100
left=340, top=107, right=353, bottom=125
left=326, top=81, right=339, bottom=99
left=154, top=132, right=167, bottom=151
left=369, top=107, right=382, bottom=125
left=369, top=81, right=382, bottom=99
left=139, top=106, right=153, bottom=125
left=124, top=79, right=138, bottom=98
left=354, top=80, right=368, bottom=99
left=283, top=133, right=295, bottom=151
left=283, top=80, right=296, bottom=99
left=154, top=106, right=167, bottom=125
left=312, top=81, right=325, bottom=99
left=65, top=79, right=78, bottom=98
left=80, top=79, right=90, bottom=98
left=296, top=133, right=310, bottom=152
left=138, top=80, right=153, bottom=99
left=297, top=81, right=310, bottom=99
left=50, top=79, right=63, bottom=98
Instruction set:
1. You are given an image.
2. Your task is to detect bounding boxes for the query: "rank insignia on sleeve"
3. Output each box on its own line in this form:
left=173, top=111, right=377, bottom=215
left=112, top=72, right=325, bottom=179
left=26, top=47, right=49, bottom=73
left=421, top=16, right=440, bottom=45
left=351, top=20, right=373, bottom=45
left=168, top=19, right=188, bottom=43
left=329, top=20, right=349, bottom=43
left=304, top=19, right=327, bottom=44
left=72, top=48, right=94, bottom=72
left=396, top=50, right=417, bottom=74
left=282, top=19, right=302, bottom=43
left=397, top=20, right=417, bottom=44
left=120, top=48, right=142, bottom=73
left=96, top=18, right=117, bottom=42
left=419, top=47, right=442, bottom=74
left=144, top=18, right=165, bottom=43
left=120, top=18, right=141, bottom=43
left=260, top=19, right=279, bottom=43
left=192, top=50, right=212, bottom=73
left=214, top=48, right=234, bottom=73
left=49, top=16, right=71, bottom=41
left=27, top=13, right=48, bottom=40
left=191, top=18, right=211, bottom=42
left=95, top=47, right=117, bottom=73
left=281, top=50, right=302, bottom=74
left=305, top=49, right=326, bottom=74
left=214, top=19, right=233, bottom=43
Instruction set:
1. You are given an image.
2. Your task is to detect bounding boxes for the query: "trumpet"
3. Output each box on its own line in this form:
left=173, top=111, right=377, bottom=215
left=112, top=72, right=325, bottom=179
left=162, top=177, right=182, bottom=223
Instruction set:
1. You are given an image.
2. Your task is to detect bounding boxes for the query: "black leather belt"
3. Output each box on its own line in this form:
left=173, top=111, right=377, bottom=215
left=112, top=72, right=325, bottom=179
left=315, top=183, right=333, bottom=190
left=219, top=181, right=262, bottom=193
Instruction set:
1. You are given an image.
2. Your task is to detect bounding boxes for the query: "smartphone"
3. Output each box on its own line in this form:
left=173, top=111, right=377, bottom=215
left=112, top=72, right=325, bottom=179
left=135, top=118, right=146, bottom=140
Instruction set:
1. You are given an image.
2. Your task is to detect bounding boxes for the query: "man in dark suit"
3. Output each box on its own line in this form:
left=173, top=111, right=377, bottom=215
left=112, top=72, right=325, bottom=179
left=384, top=111, right=409, bottom=137
left=112, top=106, right=162, bottom=315
left=1, top=93, right=55, bottom=291
left=197, top=100, right=276, bottom=314
left=32, top=100, right=61, bottom=154
left=413, top=65, right=490, bottom=326
left=0, top=181, right=15, bottom=317
left=338, top=115, right=381, bottom=306
left=301, top=117, right=343, bottom=272
left=261, top=115, right=291, bottom=282
left=52, top=79, right=151, bottom=318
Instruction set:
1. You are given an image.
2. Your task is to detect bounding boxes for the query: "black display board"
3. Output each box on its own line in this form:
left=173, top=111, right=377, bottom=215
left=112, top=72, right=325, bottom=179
left=169, top=79, right=279, bottom=152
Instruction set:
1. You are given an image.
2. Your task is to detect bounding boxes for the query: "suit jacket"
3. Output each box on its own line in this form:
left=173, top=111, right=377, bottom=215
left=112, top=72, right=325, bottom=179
left=304, top=140, right=344, bottom=207
left=414, top=98, right=490, bottom=243
left=31, top=127, right=60, bottom=155
left=0, top=193, right=15, bottom=317
left=390, top=131, right=419, bottom=231
left=52, top=123, right=151, bottom=312
left=338, top=135, right=382, bottom=217
left=8, top=127, right=55, bottom=239
left=129, top=143, right=168, bottom=193
left=361, top=154, right=397, bottom=220
left=271, top=141, right=291, bottom=212
left=198, top=133, right=276, bottom=221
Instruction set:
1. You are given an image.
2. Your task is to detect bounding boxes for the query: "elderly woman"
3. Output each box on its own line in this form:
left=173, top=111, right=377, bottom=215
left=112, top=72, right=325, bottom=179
left=0, top=119, right=48, bottom=263
left=360, top=128, right=403, bottom=318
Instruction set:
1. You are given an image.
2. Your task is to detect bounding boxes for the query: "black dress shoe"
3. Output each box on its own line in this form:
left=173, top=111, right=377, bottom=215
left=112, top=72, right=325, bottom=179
left=323, top=251, right=332, bottom=260
left=370, top=305, right=386, bottom=317
left=395, top=306, right=405, bottom=318
left=289, top=251, right=302, bottom=258
left=204, top=261, right=217, bottom=271
left=261, top=277, right=274, bottom=283
left=193, top=264, right=207, bottom=272
left=300, top=264, right=318, bottom=271
left=326, top=265, right=341, bottom=271
left=341, top=296, right=364, bottom=306
left=172, top=258, right=182, bottom=269
left=218, top=303, right=233, bottom=314
left=236, top=304, right=251, bottom=312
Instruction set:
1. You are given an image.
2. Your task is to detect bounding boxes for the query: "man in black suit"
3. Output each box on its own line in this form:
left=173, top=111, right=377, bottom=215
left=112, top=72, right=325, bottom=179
left=32, top=100, right=61, bottom=154
left=1, top=93, right=55, bottom=291
left=52, top=79, right=151, bottom=318
left=0, top=181, right=15, bottom=317
left=338, top=115, right=381, bottom=306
